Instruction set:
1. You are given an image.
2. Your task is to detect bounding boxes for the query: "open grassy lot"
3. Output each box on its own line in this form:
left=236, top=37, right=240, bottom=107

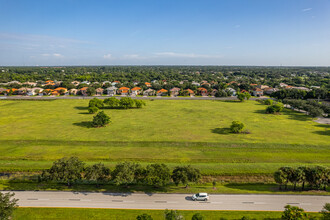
left=12, top=208, right=322, bottom=220
left=0, top=99, right=329, bottom=175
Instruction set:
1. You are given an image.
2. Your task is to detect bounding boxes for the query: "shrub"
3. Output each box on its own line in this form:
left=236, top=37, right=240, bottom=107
left=92, top=111, right=110, bottom=127
left=134, top=99, right=146, bottom=108
left=264, top=99, right=273, bottom=105
left=104, top=97, right=120, bottom=108
left=119, top=97, right=135, bottom=109
left=230, top=121, right=245, bottom=133
left=192, top=213, right=205, bottom=220
left=266, top=103, right=283, bottom=114
left=88, top=106, right=98, bottom=114
left=0, top=192, right=19, bottom=220
left=136, top=213, right=153, bottom=220
left=282, top=205, right=308, bottom=220
left=89, top=98, right=104, bottom=108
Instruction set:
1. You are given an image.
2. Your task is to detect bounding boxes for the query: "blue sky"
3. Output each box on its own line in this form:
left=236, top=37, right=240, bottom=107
left=0, top=0, right=329, bottom=66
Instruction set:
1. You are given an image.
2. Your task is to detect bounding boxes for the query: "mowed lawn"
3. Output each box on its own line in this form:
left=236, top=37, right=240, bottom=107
left=0, top=99, right=329, bottom=173
left=12, top=208, right=322, bottom=220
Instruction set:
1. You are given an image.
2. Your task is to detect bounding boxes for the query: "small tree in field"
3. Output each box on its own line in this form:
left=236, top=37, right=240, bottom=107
left=89, top=98, right=104, bottom=108
left=164, top=209, right=184, bottom=220
left=84, top=163, right=110, bottom=186
left=41, top=157, right=84, bottom=186
left=171, top=165, right=201, bottom=187
left=104, top=97, right=120, bottom=108
left=92, top=111, right=110, bottom=127
left=237, top=93, right=245, bottom=102
left=0, top=192, right=18, bottom=220
left=281, top=205, right=308, bottom=220
left=88, top=106, right=98, bottom=114
left=192, top=213, right=205, bottom=220
left=320, top=203, right=330, bottom=220
left=136, top=213, right=153, bottom=220
left=230, top=121, right=245, bottom=133
left=264, top=99, right=273, bottom=105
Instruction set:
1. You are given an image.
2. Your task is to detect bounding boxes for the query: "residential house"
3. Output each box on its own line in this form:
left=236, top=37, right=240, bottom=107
left=226, top=88, right=237, bottom=96
left=259, top=85, right=270, bottom=90
left=95, top=88, right=104, bottom=96
left=192, top=81, right=200, bottom=86
left=211, top=89, right=218, bottom=97
left=145, top=82, right=152, bottom=87
left=51, top=91, right=60, bottom=96
left=280, top=83, right=288, bottom=88
left=0, top=88, right=7, bottom=94
left=131, top=87, right=142, bottom=96
left=102, top=81, right=111, bottom=86
left=106, top=86, right=117, bottom=96
left=118, top=87, right=130, bottom=96
left=170, top=87, right=180, bottom=97
left=264, top=88, right=278, bottom=95
left=157, top=89, right=168, bottom=96
left=71, top=81, right=80, bottom=86
left=23, top=82, right=37, bottom=87
left=27, top=87, right=43, bottom=96
left=43, top=89, right=54, bottom=95
left=293, top=87, right=310, bottom=91
left=54, top=87, right=68, bottom=95
left=253, top=88, right=263, bottom=97
left=143, top=88, right=155, bottom=96
left=17, top=87, right=28, bottom=95
left=69, top=89, right=78, bottom=95
left=81, top=81, right=90, bottom=85
left=197, top=87, right=208, bottom=96
left=184, top=89, right=195, bottom=97
left=80, top=87, right=88, bottom=96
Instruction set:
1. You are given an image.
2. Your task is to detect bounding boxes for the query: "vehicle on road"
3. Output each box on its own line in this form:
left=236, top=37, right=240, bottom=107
left=192, top=193, right=209, bottom=201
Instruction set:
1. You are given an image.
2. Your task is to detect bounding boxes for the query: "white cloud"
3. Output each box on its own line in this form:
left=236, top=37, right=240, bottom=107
left=41, top=53, right=62, bottom=58
left=103, top=54, right=112, bottom=59
left=53, top=53, right=62, bottom=57
left=122, top=54, right=145, bottom=59
left=154, top=52, right=223, bottom=59
left=302, top=8, right=312, bottom=12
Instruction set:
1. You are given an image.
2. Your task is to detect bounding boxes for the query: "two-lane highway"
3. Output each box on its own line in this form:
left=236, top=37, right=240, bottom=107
left=2, top=191, right=329, bottom=212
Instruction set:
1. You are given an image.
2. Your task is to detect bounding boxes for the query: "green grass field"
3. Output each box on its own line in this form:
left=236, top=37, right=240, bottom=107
left=0, top=99, right=329, bottom=175
left=12, top=208, right=322, bottom=220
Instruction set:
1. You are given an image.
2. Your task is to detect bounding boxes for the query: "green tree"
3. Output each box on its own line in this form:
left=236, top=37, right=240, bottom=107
left=264, top=99, right=273, bottom=105
left=145, top=163, right=171, bottom=187
left=136, top=213, right=153, bottom=220
left=281, top=205, right=308, bottom=220
left=320, top=203, right=330, bottom=220
left=104, top=97, right=120, bottom=108
left=0, top=192, right=19, bottom=220
left=92, top=111, right=110, bottom=127
left=164, top=209, right=184, bottom=220
left=84, top=163, right=110, bottom=186
left=266, top=103, right=284, bottom=114
left=191, top=213, right=205, bottom=220
left=230, top=121, right=245, bottom=133
left=89, top=98, right=104, bottom=108
left=88, top=106, right=98, bottom=114
left=244, top=92, right=251, bottom=100
left=171, top=165, right=201, bottom=187
left=237, top=93, right=245, bottom=102
left=41, top=157, right=85, bottom=186
left=87, top=87, right=96, bottom=96
left=134, top=99, right=146, bottom=108
left=119, top=97, right=135, bottom=109
left=111, top=162, right=142, bottom=186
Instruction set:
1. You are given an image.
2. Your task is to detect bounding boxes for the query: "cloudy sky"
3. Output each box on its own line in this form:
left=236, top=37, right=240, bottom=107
left=0, top=0, right=329, bottom=66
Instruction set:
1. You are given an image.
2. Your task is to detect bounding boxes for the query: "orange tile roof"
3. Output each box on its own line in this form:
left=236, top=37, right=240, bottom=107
left=119, top=87, right=130, bottom=90
left=185, top=89, right=194, bottom=94
left=131, top=87, right=141, bottom=91
left=80, top=87, right=88, bottom=91
left=54, top=87, right=67, bottom=91
left=44, top=89, right=54, bottom=92
left=157, top=89, right=168, bottom=93
left=145, top=82, right=151, bottom=85
left=45, top=80, right=54, bottom=83
left=198, top=87, right=208, bottom=91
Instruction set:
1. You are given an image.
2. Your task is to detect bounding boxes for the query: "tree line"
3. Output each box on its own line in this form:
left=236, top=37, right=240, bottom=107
left=282, top=99, right=330, bottom=118
left=40, top=157, right=201, bottom=188
left=274, top=166, right=329, bottom=191
left=88, top=97, right=146, bottom=114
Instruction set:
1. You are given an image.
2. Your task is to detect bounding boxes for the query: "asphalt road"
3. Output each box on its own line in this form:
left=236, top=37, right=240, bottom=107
left=2, top=191, right=329, bottom=212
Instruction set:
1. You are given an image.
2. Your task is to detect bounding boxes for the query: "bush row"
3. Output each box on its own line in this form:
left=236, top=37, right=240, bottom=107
left=40, top=157, right=201, bottom=187
left=88, top=97, right=146, bottom=113
left=274, top=166, right=329, bottom=191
